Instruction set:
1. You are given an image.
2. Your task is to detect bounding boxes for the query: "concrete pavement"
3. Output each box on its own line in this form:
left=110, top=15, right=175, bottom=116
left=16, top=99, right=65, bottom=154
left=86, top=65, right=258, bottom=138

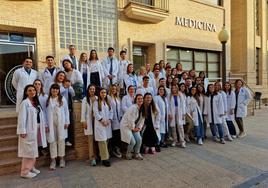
left=0, top=106, right=268, bottom=188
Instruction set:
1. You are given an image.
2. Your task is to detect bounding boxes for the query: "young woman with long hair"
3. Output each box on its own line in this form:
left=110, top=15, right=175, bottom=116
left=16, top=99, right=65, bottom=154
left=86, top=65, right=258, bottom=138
left=81, top=84, right=98, bottom=166
left=142, top=93, right=160, bottom=154
left=121, top=85, right=135, bottom=114
left=123, top=63, right=138, bottom=93
left=46, top=84, right=70, bottom=170
left=93, top=88, right=113, bottom=167
left=108, top=84, right=123, bottom=158
left=120, top=94, right=145, bottom=160
left=204, top=84, right=225, bottom=144
left=78, top=52, right=89, bottom=97
left=17, top=85, right=47, bottom=178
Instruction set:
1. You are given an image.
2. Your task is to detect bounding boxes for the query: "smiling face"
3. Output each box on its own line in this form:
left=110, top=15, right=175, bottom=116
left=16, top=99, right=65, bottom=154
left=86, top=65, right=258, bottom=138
left=136, top=95, right=143, bottom=107
left=208, top=85, right=214, bottom=93
left=128, top=86, right=135, bottom=96
left=26, top=86, right=36, bottom=99
left=46, top=57, right=54, bottom=68
left=128, top=64, right=134, bottom=74
left=144, top=94, right=152, bottom=105
left=51, top=87, right=60, bottom=97
left=63, top=61, right=72, bottom=70
left=23, top=58, right=33, bottom=69
left=88, top=86, right=96, bottom=97
left=191, top=87, right=197, bottom=96
left=81, top=53, right=88, bottom=62
left=158, top=87, right=165, bottom=96
left=57, top=72, right=66, bottom=83
left=99, top=89, right=107, bottom=100
left=111, top=85, right=117, bottom=95
left=171, top=85, right=178, bottom=95
left=33, top=80, right=42, bottom=93
left=224, top=83, right=231, bottom=91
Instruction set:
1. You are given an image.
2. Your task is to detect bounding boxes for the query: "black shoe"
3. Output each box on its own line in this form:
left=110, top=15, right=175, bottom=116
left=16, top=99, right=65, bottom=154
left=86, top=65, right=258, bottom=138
left=160, top=143, right=168, bottom=148
left=102, top=160, right=111, bottom=167
left=156, top=145, right=161, bottom=152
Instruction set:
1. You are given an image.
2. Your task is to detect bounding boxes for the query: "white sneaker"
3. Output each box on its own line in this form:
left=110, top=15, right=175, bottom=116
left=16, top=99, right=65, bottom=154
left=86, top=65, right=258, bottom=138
left=31, top=167, right=40, bottom=175
left=66, top=142, right=72, bottom=146
left=220, top=139, right=226, bottom=144
left=198, top=139, right=203, bottom=145
left=227, top=135, right=233, bottom=141
left=171, top=142, right=176, bottom=147
left=238, top=132, right=246, bottom=138
left=21, top=172, right=37, bottom=179
left=60, top=159, right=66, bottom=168
left=231, top=135, right=237, bottom=139
left=181, top=142, right=186, bottom=148
left=50, top=160, right=56, bottom=170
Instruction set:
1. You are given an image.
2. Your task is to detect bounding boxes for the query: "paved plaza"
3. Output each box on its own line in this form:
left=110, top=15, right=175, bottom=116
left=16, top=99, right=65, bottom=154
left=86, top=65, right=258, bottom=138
left=0, top=107, right=268, bottom=188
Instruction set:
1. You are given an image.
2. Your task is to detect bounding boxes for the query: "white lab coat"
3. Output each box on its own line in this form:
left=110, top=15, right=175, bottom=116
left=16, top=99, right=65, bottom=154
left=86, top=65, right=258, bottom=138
left=93, top=100, right=113, bottom=141
left=12, top=67, right=38, bottom=112
left=137, top=75, right=155, bottom=89
left=225, top=91, right=236, bottom=121
left=186, top=96, right=203, bottom=126
left=39, top=67, right=60, bottom=94
left=235, top=87, right=252, bottom=118
left=46, top=97, right=70, bottom=143
left=118, top=60, right=130, bottom=87
left=17, top=98, right=47, bottom=158
left=38, top=94, right=48, bottom=125
left=108, top=96, right=122, bottom=131
left=154, top=95, right=169, bottom=134
left=87, top=60, right=104, bottom=87
left=120, top=104, right=145, bottom=144
left=203, top=94, right=224, bottom=124
left=81, top=96, right=98, bottom=135
left=121, top=94, right=134, bottom=114
left=58, top=83, right=75, bottom=102
left=136, top=86, right=155, bottom=96
left=61, top=55, right=79, bottom=70
left=123, top=74, right=138, bottom=91
left=65, top=69, right=83, bottom=85
left=101, top=56, right=119, bottom=88
left=179, top=92, right=187, bottom=124
left=168, top=94, right=186, bottom=127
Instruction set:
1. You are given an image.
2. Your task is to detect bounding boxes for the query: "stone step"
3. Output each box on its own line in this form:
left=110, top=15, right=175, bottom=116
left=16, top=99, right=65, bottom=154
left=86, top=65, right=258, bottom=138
left=0, top=124, right=17, bottom=136
left=0, top=158, right=21, bottom=176
left=0, top=146, right=18, bottom=160
left=0, top=117, right=17, bottom=126
left=0, top=135, right=18, bottom=147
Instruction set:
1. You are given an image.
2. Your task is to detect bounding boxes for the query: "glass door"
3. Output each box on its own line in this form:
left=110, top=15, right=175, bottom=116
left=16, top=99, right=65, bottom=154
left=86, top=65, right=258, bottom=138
left=133, top=45, right=148, bottom=72
left=0, top=43, right=35, bottom=106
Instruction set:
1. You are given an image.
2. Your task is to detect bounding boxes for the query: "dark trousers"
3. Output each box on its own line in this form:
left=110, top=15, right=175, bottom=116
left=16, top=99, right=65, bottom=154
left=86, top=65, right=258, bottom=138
left=66, top=109, right=74, bottom=145
left=111, top=129, right=122, bottom=150
left=226, top=120, right=237, bottom=135
left=82, top=73, right=87, bottom=98
left=235, top=117, right=244, bottom=132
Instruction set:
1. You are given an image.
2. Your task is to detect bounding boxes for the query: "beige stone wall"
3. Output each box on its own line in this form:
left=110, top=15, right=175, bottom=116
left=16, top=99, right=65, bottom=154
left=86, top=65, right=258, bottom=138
left=117, top=0, right=231, bottom=67
left=0, top=0, right=56, bottom=70
left=231, top=0, right=268, bottom=98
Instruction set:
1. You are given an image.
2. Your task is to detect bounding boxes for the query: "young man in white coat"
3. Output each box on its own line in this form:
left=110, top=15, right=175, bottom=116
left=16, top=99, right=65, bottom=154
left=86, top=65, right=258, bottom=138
left=118, top=50, right=130, bottom=89
left=12, top=57, right=38, bottom=112
left=61, top=44, right=78, bottom=70
left=234, top=79, right=252, bottom=138
left=101, top=47, right=119, bottom=90
left=39, top=56, right=60, bottom=94
left=136, top=76, right=155, bottom=96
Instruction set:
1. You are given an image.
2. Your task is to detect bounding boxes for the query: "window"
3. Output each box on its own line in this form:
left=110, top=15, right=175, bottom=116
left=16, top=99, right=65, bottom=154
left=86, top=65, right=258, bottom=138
left=256, top=48, right=261, bottom=85
left=58, top=0, right=117, bottom=51
left=201, top=0, right=223, bottom=6
left=255, top=0, right=260, bottom=35
left=166, top=47, right=220, bottom=78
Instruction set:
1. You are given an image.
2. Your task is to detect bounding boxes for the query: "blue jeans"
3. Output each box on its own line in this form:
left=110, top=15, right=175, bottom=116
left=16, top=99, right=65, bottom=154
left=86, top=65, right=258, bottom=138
left=127, top=132, right=142, bottom=154
left=210, top=123, right=224, bottom=139
left=195, top=112, right=204, bottom=140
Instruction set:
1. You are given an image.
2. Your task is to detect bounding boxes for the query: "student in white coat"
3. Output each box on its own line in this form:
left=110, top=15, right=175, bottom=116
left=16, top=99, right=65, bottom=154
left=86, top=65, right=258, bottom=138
left=223, top=82, right=237, bottom=138
left=154, top=86, right=169, bottom=148
left=186, top=86, right=204, bottom=145
left=81, top=84, right=98, bottom=166
left=101, top=47, right=119, bottom=89
left=234, top=79, right=252, bottom=138
left=168, top=84, right=186, bottom=148
left=78, top=52, right=89, bottom=97
left=108, top=85, right=123, bottom=158
left=121, top=85, right=135, bottom=114
left=61, top=44, right=78, bottom=70
left=123, top=64, right=138, bottom=93
left=214, top=82, right=233, bottom=141
left=203, top=84, right=225, bottom=144
left=12, top=57, right=38, bottom=112
left=39, top=56, right=60, bottom=94
left=118, top=50, right=130, bottom=89
left=62, top=59, right=83, bottom=86
left=142, top=93, right=161, bottom=154
left=120, top=94, right=145, bottom=160
left=87, top=50, right=105, bottom=93
left=136, top=76, right=155, bottom=96
left=17, top=85, right=47, bottom=178
left=197, top=84, right=208, bottom=139
left=93, top=88, right=113, bottom=167
left=46, top=84, right=70, bottom=170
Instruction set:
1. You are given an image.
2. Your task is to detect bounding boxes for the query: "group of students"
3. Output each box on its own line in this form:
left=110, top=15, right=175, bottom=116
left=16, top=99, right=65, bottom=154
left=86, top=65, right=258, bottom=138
left=13, top=45, right=252, bottom=179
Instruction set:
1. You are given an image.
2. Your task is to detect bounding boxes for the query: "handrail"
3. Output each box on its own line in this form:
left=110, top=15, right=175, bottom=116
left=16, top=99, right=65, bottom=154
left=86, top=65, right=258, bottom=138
left=123, top=0, right=169, bottom=12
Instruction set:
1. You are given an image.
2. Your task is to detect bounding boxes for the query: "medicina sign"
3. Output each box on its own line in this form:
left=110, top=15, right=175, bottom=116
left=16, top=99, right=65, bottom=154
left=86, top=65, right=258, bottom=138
left=175, top=17, right=217, bottom=32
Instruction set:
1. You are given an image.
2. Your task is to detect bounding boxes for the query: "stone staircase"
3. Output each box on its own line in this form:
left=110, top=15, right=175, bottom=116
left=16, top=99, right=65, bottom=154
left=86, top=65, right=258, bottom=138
left=0, top=109, right=77, bottom=176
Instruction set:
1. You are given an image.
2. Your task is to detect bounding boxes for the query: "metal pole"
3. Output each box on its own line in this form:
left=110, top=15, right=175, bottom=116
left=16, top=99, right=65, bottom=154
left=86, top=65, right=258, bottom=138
left=222, top=41, right=226, bottom=83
